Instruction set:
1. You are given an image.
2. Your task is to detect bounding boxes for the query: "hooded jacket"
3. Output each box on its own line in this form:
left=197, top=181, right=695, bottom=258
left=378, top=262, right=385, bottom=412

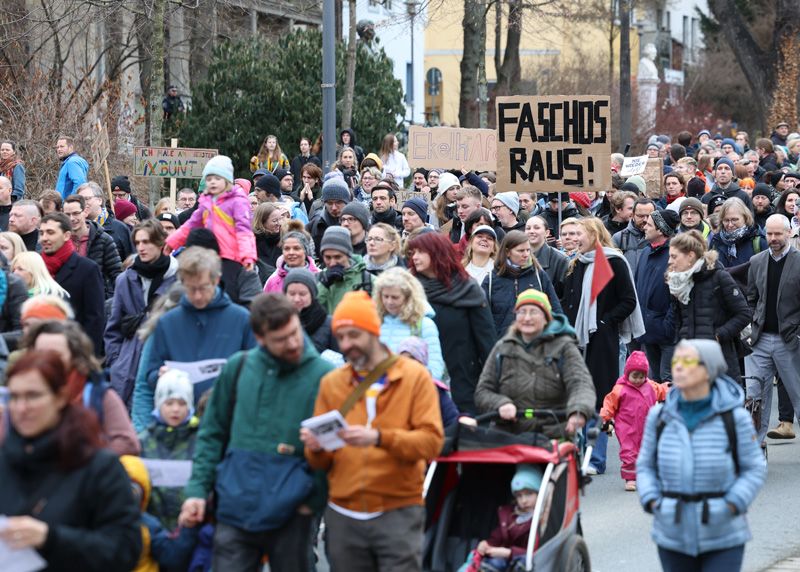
left=475, top=315, right=596, bottom=438
left=141, top=288, right=257, bottom=401
left=105, top=257, right=179, bottom=405
left=166, top=184, right=257, bottom=266
left=186, top=344, right=334, bottom=514
left=701, top=181, right=753, bottom=212
left=481, top=264, right=564, bottom=338
left=263, top=255, right=320, bottom=293
left=317, top=255, right=372, bottom=313
left=380, top=303, right=446, bottom=380
left=0, top=427, right=141, bottom=571
left=613, top=221, right=649, bottom=277
left=56, top=152, right=89, bottom=199
left=637, top=375, right=766, bottom=556
left=339, top=128, right=365, bottom=167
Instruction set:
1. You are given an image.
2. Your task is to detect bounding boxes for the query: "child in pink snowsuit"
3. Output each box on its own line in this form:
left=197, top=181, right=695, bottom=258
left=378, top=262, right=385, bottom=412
left=600, top=351, right=668, bottom=491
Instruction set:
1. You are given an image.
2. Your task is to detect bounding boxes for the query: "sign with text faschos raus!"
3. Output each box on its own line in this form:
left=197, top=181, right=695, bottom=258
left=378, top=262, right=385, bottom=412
left=495, top=95, right=612, bottom=193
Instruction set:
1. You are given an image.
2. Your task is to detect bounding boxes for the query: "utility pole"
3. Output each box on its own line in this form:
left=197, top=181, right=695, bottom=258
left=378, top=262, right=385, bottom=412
left=322, top=0, right=337, bottom=173
left=619, top=0, right=631, bottom=152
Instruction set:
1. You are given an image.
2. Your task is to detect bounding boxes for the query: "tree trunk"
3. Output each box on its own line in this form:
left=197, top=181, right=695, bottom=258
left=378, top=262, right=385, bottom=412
left=618, top=0, right=631, bottom=152
left=494, top=0, right=521, bottom=97
left=477, top=1, right=488, bottom=128
left=335, top=0, right=343, bottom=43
left=706, top=0, right=800, bottom=133
left=148, top=0, right=167, bottom=206
left=341, top=0, right=357, bottom=130
left=459, top=0, right=482, bottom=127
left=769, top=33, right=799, bottom=129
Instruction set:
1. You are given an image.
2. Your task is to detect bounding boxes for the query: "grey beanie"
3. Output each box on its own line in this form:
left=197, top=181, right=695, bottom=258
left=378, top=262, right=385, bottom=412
left=679, top=339, right=728, bottom=381
left=341, top=201, right=371, bottom=230
left=284, top=267, right=318, bottom=298
left=650, top=208, right=679, bottom=237
left=282, top=230, right=313, bottom=258
left=320, top=226, right=353, bottom=255
left=494, top=191, right=520, bottom=215
left=321, top=173, right=351, bottom=203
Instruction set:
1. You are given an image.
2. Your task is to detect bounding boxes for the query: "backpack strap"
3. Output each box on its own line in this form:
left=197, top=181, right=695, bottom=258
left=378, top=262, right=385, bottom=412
left=654, top=409, right=667, bottom=480
left=752, top=236, right=761, bottom=255
left=359, top=269, right=373, bottom=296
left=82, top=378, right=108, bottom=425
left=221, top=350, right=250, bottom=456
left=721, top=409, right=740, bottom=476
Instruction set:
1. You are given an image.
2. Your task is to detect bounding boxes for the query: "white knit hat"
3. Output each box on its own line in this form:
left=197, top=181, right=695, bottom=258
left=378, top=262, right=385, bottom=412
left=202, top=155, right=235, bottom=183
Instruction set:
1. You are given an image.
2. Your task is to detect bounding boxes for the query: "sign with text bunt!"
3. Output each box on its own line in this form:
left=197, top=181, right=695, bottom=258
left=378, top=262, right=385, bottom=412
left=133, top=146, right=218, bottom=178
left=495, top=95, right=612, bottom=193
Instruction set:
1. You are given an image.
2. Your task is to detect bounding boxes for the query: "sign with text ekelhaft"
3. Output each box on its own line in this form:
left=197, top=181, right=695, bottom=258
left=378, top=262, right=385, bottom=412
left=133, top=146, right=218, bottom=178
left=495, top=95, right=611, bottom=193
left=407, top=126, right=497, bottom=171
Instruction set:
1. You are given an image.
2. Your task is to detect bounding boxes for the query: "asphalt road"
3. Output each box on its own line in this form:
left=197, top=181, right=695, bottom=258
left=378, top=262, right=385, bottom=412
left=581, top=392, right=800, bottom=572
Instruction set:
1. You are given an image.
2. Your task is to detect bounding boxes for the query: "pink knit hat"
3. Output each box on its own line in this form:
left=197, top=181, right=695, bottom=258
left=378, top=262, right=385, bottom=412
left=624, top=351, right=649, bottom=379
left=570, top=192, right=592, bottom=209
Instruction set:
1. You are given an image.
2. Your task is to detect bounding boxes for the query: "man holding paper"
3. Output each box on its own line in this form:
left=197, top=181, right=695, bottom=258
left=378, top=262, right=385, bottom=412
left=179, top=294, right=334, bottom=571
left=300, top=291, right=444, bottom=572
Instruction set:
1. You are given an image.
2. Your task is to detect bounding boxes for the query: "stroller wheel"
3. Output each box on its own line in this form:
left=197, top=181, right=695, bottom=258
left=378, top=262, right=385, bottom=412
left=559, top=534, right=591, bottom=572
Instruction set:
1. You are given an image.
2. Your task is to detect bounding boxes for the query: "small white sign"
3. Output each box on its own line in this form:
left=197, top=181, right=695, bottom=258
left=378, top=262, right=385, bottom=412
left=164, top=359, right=228, bottom=385
left=142, top=459, right=193, bottom=488
left=0, top=516, right=47, bottom=572
left=620, top=155, right=648, bottom=177
left=301, top=410, right=349, bottom=451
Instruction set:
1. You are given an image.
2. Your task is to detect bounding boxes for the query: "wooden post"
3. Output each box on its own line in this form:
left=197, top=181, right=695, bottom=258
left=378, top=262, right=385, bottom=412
left=169, top=137, right=178, bottom=208
left=97, top=119, right=115, bottom=216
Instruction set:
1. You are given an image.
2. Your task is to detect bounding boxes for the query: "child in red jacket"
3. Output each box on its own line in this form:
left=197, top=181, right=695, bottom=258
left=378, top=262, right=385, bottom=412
left=600, top=351, right=668, bottom=491
left=472, top=464, right=544, bottom=572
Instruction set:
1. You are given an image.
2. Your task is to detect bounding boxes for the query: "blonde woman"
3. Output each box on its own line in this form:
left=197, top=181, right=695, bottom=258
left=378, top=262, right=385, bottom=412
left=250, top=134, right=289, bottom=173
left=363, top=223, right=402, bottom=275
left=0, top=231, right=26, bottom=263
left=12, top=252, right=69, bottom=298
left=154, top=197, right=175, bottom=217
left=373, top=266, right=445, bottom=379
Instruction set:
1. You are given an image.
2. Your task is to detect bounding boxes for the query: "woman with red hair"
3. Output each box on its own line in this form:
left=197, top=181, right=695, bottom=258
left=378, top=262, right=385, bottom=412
left=0, top=350, right=141, bottom=571
left=407, top=231, right=496, bottom=413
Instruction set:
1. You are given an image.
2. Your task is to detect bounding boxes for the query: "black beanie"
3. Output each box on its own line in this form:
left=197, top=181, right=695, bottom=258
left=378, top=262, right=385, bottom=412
left=686, top=177, right=705, bottom=198
left=752, top=183, right=772, bottom=199
left=185, top=228, right=220, bottom=253
left=111, top=175, right=131, bottom=194
left=255, top=173, right=281, bottom=199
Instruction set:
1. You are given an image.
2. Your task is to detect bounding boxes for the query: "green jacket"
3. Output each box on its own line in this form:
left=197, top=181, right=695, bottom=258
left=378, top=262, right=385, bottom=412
left=317, top=255, right=372, bottom=313
left=185, top=341, right=335, bottom=512
left=474, top=314, right=596, bottom=438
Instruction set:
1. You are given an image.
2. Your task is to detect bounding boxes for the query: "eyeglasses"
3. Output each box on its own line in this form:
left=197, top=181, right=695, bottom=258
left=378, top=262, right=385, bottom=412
left=490, top=205, right=505, bottom=212
left=185, top=283, right=216, bottom=294
left=671, top=356, right=702, bottom=368
left=340, top=216, right=357, bottom=224
left=516, top=308, right=543, bottom=318
left=366, top=236, right=386, bottom=243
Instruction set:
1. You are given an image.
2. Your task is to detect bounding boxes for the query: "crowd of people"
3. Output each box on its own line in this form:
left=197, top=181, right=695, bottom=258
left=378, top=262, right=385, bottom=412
left=0, top=122, right=797, bottom=571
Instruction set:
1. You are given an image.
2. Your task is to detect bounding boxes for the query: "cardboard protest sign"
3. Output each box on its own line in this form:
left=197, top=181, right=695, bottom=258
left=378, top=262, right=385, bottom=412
left=495, top=95, right=611, bottom=193
left=408, top=126, right=496, bottom=171
left=642, top=158, right=664, bottom=198
left=620, top=155, right=648, bottom=177
left=133, top=146, right=218, bottom=178
left=395, top=189, right=429, bottom=205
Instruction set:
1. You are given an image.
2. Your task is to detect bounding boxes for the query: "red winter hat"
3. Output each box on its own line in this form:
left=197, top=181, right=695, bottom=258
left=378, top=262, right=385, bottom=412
left=570, top=192, right=592, bottom=209
left=114, top=199, right=137, bottom=221
left=624, top=350, right=649, bottom=378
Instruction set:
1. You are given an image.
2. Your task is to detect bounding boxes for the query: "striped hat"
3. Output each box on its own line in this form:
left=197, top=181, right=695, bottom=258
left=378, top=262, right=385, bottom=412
left=515, top=289, right=552, bottom=321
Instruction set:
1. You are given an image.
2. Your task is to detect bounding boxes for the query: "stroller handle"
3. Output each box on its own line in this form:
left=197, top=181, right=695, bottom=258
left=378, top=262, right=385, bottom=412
left=473, top=408, right=569, bottom=425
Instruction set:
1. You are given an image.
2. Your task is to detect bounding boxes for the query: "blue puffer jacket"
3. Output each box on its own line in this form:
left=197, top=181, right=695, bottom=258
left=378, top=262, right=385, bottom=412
left=55, top=152, right=89, bottom=199
left=104, top=258, right=179, bottom=405
left=635, top=240, right=674, bottom=345
left=636, top=375, right=766, bottom=556
left=380, top=305, right=445, bottom=380
left=708, top=226, right=768, bottom=269
left=481, top=265, right=563, bottom=338
left=140, top=288, right=257, bottom=403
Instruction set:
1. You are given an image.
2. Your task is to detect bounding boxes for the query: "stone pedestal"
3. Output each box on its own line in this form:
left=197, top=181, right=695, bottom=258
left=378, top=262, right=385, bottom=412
left=637, top=77, right=659, bottom=135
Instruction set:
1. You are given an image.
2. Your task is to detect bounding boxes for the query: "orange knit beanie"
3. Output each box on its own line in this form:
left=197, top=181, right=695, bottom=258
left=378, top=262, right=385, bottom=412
left=331, top=291, right=381, bottom=336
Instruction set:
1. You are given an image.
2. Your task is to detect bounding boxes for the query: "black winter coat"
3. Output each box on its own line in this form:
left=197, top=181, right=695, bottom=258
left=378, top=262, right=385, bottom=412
left=56, top=252, right=106, bottom=355
left=419, top=274, right=497, bottom=414
left=561, top=255, right=638, bottom=409
left=0, top=427, right=141, bottom=572
left=542, top=205, right=580, bottom=239
left=371, top=207, right=403, bottom=232
left=85, top=221, right=122, bottom=298
left=0, top=271, right=27, bottom=332
left=481, top=265, right=564, bottom=338
left=101, top=214, right=133, bottom=263
left=255, top=231, right=281, bottom=285
left=671, top=261, right=750, bottom=378
left=635, top=240, right=674, bottom=345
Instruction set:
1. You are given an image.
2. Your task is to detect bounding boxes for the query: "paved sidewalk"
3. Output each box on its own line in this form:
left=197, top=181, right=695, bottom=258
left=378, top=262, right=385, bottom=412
left=764, top=557, right=800, bottom=571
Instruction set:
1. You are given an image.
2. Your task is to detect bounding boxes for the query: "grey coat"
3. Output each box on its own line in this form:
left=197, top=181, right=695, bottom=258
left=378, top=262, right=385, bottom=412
left=746, top=246, right=800, bottom=350
left=534, top=243, right=569, bottom=296
left=475, top=315, right=596, bottom=438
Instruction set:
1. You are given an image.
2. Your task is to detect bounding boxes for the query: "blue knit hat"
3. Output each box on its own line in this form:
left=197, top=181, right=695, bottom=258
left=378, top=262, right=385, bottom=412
left=511, top=464, right=544, bottom=493
left=715, top=157, right=735, bottom=173
left=322, top=173, right=351, bottom=203
left=402, top=197, right=428, bottom=223
left=202, top=155, right=234, bottom=183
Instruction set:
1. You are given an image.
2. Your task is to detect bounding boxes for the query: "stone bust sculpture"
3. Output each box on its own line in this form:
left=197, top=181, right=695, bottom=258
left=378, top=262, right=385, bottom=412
left=638, top=43, right=659, bottom=82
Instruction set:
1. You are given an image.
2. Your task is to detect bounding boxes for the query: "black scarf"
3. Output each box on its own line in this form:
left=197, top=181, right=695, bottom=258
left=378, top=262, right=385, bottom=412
left=300, top=300, right=328, bottom=335
left=372, top=207, right=398, bottom=225
left=132, top=254, right=171, bottom=305
left=416, top=273, right=487, bottom=308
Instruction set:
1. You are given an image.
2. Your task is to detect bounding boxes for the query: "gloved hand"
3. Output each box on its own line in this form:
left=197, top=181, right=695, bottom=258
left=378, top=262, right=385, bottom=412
left=601, top=420, right=615, bottom=436
left=319, top=265, right=346, bottom=287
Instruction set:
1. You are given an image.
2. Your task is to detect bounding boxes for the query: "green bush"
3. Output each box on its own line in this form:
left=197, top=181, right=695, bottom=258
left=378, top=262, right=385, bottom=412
left=180, top=29, right=405, bottom=175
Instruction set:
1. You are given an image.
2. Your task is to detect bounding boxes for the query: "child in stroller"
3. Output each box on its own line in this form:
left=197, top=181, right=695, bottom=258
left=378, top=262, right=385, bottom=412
left=474, top=465, right=546, bottom=572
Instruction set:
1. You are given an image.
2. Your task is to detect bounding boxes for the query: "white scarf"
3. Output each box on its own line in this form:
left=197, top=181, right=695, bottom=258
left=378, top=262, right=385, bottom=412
left=667, top=258, right=705, bottom=305
left=574, top=247, right=645, bottom=349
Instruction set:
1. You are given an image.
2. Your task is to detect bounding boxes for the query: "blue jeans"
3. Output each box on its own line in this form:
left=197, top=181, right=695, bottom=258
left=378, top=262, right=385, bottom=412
left=643, top=342, right=675, bottom=382
left=586, top=417, right=607, bottom=473
left=658, top=545, right=744, bottom=572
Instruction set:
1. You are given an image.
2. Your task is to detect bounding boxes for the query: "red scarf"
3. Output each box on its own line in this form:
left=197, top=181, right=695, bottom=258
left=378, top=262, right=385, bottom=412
left=42, top=240, right=75, bottom=276
left=65, top=369, right=87, bottom=403
left=0, top=155, right=22, bottom=178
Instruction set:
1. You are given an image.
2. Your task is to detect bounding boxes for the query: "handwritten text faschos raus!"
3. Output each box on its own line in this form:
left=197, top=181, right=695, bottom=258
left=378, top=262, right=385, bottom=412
left=497, top=99, right=609, bottom=187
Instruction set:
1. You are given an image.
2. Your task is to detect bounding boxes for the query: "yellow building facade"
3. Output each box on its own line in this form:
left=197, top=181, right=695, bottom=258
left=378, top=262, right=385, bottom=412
left=423, top=2, right=640, bottom=126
